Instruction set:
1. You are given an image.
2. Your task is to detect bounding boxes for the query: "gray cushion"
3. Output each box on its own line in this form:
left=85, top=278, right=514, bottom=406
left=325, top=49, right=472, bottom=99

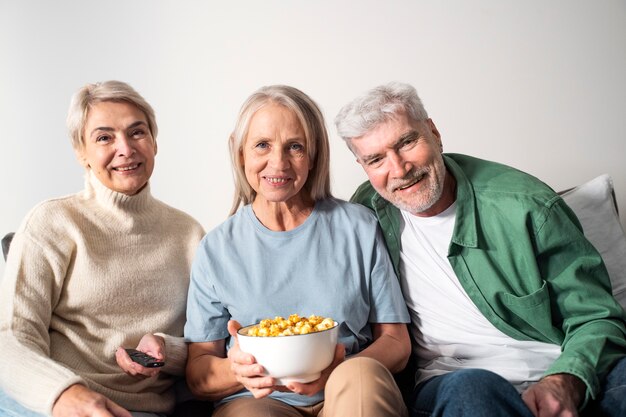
left=2, top=232, right=14, bottom=261
left=560, top=174, right=626, bottom=309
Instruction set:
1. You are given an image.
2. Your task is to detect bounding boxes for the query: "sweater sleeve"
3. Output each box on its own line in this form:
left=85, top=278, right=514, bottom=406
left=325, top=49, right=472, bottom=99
left=0, top=231, right=85, bottom=415
left=153, top=333, right=188, bottom=376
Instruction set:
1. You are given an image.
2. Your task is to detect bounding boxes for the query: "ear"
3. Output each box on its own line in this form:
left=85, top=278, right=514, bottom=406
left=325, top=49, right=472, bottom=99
left=427, top=119, right=443, bottom=152
left=238, top=147, right=245, bottom=167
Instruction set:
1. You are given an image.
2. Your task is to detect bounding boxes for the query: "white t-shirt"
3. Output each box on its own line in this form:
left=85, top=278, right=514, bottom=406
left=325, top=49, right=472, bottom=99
left=399, top=203, right=560, bottom=391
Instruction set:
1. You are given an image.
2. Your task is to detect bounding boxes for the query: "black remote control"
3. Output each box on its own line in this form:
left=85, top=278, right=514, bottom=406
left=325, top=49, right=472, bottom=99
left=125, top=348, right=165, bottom=368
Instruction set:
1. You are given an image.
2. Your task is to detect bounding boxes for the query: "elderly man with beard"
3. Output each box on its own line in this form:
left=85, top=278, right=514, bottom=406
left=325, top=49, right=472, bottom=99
left=334, top=82, right=626, bottom=417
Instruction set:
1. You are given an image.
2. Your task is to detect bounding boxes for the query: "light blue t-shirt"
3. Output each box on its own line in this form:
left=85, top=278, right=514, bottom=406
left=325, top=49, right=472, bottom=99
left=184, top=197, right=409, bottom=406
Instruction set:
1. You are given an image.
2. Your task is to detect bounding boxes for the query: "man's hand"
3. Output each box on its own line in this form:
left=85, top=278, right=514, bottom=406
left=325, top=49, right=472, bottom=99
left=52, top=384, right=131, bottom=417
left=522, top=373, right=585, bottom=417
left=115, top=333, right=165, bottom=378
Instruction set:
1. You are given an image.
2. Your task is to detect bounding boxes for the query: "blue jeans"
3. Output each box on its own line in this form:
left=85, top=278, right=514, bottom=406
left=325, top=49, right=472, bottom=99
left=409, top=369, right=534, bottom=417
left=409, top=357, right=626, bottom=417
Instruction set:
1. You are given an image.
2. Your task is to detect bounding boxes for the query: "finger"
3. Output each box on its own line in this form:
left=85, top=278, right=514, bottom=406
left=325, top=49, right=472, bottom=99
left=115, top=348, right=137, bottom=374
left=250, top=387, right=274, bottom=399
left=227, top=341, right=256, bottom=366
left=139, top=339, right=165, bottom=361
left=522, top=390, right=539, bottom=417
left=239, top=374, right=276, bottom=389
left=287, top=378, right=325, bottom=397
left=138, top=367, right=161, bottom=378
left=116, top=348, right=161, bottom=377
left=232, top=361, right=265, bottom=378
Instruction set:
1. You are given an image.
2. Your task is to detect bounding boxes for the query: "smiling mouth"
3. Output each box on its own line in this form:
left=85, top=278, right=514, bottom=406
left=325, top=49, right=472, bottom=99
left=264, top=176, right=291, bottom=184
left=113, top=163, right=141, bottom=172
left=395, top=173, right=425, bottom=191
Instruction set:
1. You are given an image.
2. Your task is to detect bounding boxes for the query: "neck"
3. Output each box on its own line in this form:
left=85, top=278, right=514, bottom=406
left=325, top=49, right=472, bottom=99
left=251, top=194, right=315, bottom=231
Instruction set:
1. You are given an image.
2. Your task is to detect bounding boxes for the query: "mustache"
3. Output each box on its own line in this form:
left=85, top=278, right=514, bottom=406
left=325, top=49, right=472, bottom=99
left=388, top=169, right=428, bottom=191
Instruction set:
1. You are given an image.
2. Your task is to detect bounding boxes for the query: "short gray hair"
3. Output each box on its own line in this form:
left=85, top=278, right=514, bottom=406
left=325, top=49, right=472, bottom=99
left=228, top=85, right=332, bottom=215
left=334, top=82, right=428, bottom=142
left=67, top=80, right=158, bottom=150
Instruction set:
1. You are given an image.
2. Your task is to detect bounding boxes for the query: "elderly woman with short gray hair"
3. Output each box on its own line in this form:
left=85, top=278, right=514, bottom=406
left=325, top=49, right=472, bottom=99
left=0, top=80, right=205, bottom=417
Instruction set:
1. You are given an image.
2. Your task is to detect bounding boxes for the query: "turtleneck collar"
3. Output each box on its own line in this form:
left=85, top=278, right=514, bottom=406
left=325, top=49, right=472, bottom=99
left=82, top=169, right=154, bottom=213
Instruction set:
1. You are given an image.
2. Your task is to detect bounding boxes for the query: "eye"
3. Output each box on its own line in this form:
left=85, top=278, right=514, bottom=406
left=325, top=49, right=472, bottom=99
left=288, top=143, right=305, bottom=152
left=365, top=157, right=383, bottom=167
left=95, top=134, right=111, bottom=143
left=130, top=128, right=147, bottom=139
left=400, top=136, right=418, bottom=149
left=254, top=141, right=269, bottom=150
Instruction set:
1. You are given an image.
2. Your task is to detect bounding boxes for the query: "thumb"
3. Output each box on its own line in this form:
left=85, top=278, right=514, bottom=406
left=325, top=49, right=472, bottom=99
left=227, top=320, right=242, bottom=339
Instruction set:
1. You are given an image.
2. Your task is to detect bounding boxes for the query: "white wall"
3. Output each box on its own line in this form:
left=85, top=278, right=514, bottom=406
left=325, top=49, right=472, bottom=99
left=2, top=0, right=625, bottom=278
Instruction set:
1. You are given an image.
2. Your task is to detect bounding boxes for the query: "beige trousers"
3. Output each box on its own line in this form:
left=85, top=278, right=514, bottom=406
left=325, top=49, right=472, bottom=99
left=213, top=357, right=408, bottom=417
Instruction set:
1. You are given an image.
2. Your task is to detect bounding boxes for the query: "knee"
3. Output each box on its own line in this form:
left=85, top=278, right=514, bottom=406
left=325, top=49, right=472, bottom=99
left=325, top=357, right=406, bottom=417
left=327, top=357, right=390, bottom=391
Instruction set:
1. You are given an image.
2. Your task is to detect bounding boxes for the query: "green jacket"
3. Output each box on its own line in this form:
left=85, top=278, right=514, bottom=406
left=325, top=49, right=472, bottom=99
left=351, top=153, right=626, bottom=404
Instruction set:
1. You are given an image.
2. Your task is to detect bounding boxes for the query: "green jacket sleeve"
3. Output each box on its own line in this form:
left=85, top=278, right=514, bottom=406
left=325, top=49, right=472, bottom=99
left=536, top=197, right=626, bottom=404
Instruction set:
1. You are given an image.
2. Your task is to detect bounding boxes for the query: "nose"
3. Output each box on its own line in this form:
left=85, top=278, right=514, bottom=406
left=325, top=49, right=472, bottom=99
left=116, top=135, right=136, bottom=157
left=269, top=147, right=289, bottom=169
left=389, top=151, right=410, bottom=178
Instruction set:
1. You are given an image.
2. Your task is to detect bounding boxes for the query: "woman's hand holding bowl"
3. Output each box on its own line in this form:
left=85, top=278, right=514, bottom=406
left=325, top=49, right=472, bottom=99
left=227, top=320, right=281, bottom=398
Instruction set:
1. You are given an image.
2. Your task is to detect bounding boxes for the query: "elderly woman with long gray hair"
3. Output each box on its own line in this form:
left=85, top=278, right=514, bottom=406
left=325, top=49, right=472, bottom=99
left=184, top=84, right=411, bottom=417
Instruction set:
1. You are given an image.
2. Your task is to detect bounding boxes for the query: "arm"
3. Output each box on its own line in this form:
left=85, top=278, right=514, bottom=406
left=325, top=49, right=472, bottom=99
left=186, top=338, right=241, bottom=401
left=52, top=384, right=131, bottom=417
left=0, top=231, right=85, bottom=414
left=186, top=321, right=278, bottom=401
left=355, top=322, right=411, bottom=373
left=534, top=199, right=626, bottom=405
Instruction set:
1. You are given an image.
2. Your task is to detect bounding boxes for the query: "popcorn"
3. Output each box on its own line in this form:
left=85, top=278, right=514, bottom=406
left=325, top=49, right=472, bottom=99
left=246, top=314, right=335, bottom=337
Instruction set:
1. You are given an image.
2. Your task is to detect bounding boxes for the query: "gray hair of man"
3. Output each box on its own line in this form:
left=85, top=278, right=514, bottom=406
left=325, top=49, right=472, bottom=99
left=228, top=85, right=332, bottom=215
left=334, top=82, right=429, bottom=151
left=67, top=80, right=158, bottom=151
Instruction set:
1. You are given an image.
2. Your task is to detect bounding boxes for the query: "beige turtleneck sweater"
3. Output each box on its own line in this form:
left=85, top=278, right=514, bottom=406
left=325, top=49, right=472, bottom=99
left=0, top=172, right=205, bottom=415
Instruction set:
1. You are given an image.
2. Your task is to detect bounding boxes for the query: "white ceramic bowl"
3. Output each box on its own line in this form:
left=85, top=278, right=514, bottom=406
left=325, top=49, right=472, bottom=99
left=237, top=321, right=339, bottom=384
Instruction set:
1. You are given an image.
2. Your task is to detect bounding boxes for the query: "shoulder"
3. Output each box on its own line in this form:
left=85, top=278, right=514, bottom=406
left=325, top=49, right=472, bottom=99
left=13, top=193, right=86, bottom=260
left=18, top=193, right=84, bottom=234
left=447, top=153, right=557, bottom=203
left=316, top=197, right=379, bottom=229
